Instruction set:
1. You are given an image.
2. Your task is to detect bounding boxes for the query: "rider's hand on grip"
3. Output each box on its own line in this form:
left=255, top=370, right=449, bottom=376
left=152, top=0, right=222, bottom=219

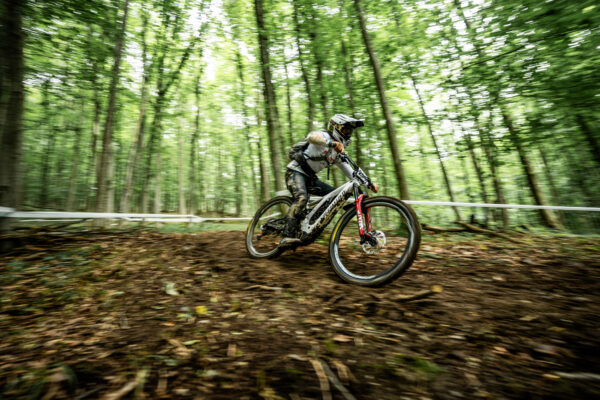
left=333, top=141, right=345, bottom=154
left=370, top=183, right=379, bottom=193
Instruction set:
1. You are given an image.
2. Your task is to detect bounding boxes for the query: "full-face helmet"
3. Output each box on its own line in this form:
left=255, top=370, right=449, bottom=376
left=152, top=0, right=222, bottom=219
left=327, top=114, right=365, bottom=144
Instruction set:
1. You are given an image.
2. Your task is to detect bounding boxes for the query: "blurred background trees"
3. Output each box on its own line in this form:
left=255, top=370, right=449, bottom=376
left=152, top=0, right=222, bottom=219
left=1, top=0, right=598, bottom=231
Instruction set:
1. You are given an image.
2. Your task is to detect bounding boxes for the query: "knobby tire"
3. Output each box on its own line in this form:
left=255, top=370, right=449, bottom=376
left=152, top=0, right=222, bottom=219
left=246, top=196, right=292, bottom=259
left=328, top=196, right=421, bottom=287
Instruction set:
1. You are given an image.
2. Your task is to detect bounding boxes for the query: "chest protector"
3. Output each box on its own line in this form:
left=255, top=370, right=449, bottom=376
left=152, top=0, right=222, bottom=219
left=288, top=131, right=331, bottom=176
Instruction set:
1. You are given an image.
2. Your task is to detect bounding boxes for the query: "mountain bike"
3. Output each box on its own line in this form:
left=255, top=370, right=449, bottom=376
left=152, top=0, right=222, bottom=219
left=245, top=154, right=421, bottom=287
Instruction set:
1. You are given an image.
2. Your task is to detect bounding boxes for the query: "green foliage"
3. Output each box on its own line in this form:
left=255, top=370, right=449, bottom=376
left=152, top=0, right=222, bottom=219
left=10, top=0, right=600, bottom=232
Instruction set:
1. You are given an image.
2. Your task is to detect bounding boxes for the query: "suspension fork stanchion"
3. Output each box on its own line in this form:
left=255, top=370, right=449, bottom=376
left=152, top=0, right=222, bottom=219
left=354, top=185, right=370, bottom=244
left=364, top=202, right=372, bottom=233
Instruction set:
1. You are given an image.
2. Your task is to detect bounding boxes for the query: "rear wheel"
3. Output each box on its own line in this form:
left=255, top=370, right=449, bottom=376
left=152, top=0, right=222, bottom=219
left=329, top=197, right=421, bottom=286
left=246, top=196, right=292, bottom=258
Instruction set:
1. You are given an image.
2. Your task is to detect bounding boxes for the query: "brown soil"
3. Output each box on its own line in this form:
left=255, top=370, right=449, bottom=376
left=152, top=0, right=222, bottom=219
left=1, top=230, right=599, bottom=399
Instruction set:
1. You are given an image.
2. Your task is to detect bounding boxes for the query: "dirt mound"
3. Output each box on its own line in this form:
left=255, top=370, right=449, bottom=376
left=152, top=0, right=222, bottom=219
left=1, top=230, right=599, bottom=399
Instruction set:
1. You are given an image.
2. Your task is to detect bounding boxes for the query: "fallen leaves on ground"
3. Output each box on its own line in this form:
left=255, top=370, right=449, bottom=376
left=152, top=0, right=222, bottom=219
left=0, top=230, right=599, bottom=399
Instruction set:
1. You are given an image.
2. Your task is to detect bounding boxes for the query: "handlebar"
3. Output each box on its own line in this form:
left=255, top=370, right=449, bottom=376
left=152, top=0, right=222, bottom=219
left=338, top=153, right=375, bottom=191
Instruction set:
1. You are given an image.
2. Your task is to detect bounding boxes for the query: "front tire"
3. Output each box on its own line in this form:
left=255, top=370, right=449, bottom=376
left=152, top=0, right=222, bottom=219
left=329, top=196, right=421, bottom=286
left=246, top=196, right=292, bottom=258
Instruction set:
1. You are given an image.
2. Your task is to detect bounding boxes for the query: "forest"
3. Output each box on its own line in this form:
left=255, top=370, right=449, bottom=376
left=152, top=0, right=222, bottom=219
left=1, top=0, right=600, bottom=399
left=1, top=0, right=599, bottom=231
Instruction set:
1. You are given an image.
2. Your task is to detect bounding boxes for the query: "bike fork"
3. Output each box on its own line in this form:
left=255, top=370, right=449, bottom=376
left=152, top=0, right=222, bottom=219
left=354, top=192, right=372, bottom=244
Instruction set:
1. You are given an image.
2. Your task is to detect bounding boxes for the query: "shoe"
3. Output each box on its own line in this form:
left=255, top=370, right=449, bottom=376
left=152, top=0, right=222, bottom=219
left=280, top=217, right=301, bottom=246
left=280, top=237, right=301, bottom=246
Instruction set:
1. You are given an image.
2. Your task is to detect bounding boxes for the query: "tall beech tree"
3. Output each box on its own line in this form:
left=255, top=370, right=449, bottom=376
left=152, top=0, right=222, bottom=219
left=120, top=7, right=151, bottom=213
left=0, top=0, right=25, bottom=227
left=354, top=0, right=409, bottom=200
left=96, top=0, right=130, bottom=213
left=254, top=0, right=285, bottom=193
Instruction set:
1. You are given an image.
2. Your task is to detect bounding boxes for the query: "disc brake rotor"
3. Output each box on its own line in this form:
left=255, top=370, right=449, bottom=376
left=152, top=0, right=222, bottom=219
left=362, top=230, right=386, bottom=254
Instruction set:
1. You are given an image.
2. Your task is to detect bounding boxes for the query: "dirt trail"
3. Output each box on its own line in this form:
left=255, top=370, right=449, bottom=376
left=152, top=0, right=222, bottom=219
left=1, top=230, right=599, bottom=399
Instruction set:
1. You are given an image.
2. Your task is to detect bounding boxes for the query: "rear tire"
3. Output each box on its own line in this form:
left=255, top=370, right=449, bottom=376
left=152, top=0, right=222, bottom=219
left=328, top=196, right=421, bottom=286
left=246, top=196, right=292, bottom=258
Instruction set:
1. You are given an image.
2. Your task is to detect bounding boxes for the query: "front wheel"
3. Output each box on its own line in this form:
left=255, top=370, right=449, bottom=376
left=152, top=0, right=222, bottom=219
left=329, top=196, right=421, bottom=286
left=246, top=196, right=292, bottom=258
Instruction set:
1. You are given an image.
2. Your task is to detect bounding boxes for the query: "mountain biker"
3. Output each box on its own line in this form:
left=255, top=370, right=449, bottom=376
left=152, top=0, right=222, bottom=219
left=281, top=114, right=379, bottom=245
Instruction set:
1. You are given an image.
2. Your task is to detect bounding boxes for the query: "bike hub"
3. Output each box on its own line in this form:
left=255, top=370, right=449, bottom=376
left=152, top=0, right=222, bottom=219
left=361, top=230, right=386, bottom=254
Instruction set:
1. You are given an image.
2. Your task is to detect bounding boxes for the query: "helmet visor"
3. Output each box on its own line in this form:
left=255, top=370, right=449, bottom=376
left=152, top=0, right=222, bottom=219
left=340, top=124, right=354, bottom=138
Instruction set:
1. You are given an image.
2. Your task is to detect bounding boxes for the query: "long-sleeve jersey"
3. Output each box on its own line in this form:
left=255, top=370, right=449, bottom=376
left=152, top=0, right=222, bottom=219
left=287, top=130, right=354, bottom=179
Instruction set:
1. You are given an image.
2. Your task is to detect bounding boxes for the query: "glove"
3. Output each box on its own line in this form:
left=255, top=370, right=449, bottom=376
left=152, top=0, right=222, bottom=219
left=332, top=141, right=345, bottom=154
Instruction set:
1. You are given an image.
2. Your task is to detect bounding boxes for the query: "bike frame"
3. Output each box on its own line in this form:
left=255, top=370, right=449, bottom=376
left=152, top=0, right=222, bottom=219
left=269, top=153, right=375, bottom=245
left=298, top=180, right=357, bottom=240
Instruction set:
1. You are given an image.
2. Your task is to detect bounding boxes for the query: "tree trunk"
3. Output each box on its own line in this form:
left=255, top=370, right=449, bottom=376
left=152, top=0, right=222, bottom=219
left=409, top=73, right=461, bottom=220
left=177, top=118, right=186, bottom=214
left=66, top=100, right=84, bottom=210
left=538, top=144, right=564, bottom=225
left=96, top=0, right=129, bottom=213
left=256, top=92, right=271, bottom=202
left=0, top=0, right=25, bottom=237
left=39, top=80, right=54, bottom=208
left=0, top=3, right=7, bottom=147
left=254, top=0, right=285, bottom=192
left=258, top=136, right=270, bottom=203
left=283, top=59, right=295, bottom=147
left=354, top=0, right=409, bottom=199
left=501, top=111, right=562, bottom=229
left=479, top=122, right=509, bottom=228
left=340, top=38, right=361, bottom=167
left=153, top=152, right=162, bottom=214
left=415, top=124, right=442, bottom=222
left=141, top=101, right=163, bottom=213
left=189, top=70, right=202, bottom=215
left=307, top=5, right=330, bottom=128
left=464, top=91, right=509, bottom=228
left=576, top=114, right=600, bottom=168
left=462, top=127, right=490, bottom=224
left=235, top=49, right=259, bottom=209
left=140, top=10, right=201, bottom=213
left=216, top=144, right=223, bottom=213
left=235, top=153, right=243, bottom=216
left=292, top=0, right=314, bottom=133
left=85, top=88, right=102, bottom=210
left=120, top=96, right=147, bottom=213
left=120, top=11, right=149, bottom=213
left=459, top=151, right=475, bottom=204
left=417, top=126, right=434, bottom=196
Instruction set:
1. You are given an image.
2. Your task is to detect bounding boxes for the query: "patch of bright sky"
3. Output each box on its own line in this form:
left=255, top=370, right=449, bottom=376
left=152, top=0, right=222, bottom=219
left=198, top=0, right=227, bottom=81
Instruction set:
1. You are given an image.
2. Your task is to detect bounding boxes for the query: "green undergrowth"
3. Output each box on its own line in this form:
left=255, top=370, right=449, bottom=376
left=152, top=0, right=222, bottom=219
left=153, top=221, right=249, bottom=233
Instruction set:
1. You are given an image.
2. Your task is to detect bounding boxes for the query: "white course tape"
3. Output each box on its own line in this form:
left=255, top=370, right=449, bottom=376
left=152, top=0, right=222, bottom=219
left=403, top=200, right=600, bottom=212
left=9, top=211, right=196, bottom=219
left=3, top=201, right=600, bottom=225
